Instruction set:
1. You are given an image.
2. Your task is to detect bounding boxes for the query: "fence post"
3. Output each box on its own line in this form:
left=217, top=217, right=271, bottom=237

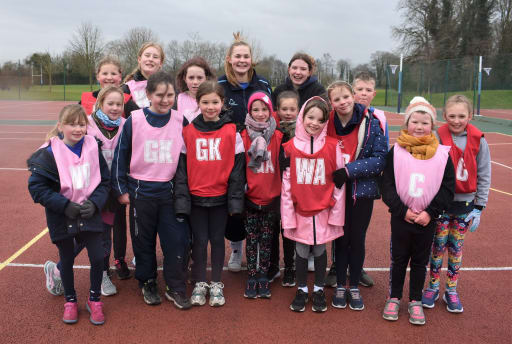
left=397, top=54, right=403, bottom=113
left=477, top=56, right=482, bottom=116
left=473, top=56, right=477, bottom=111
left=443, top=59, right=450, bottom=106
left=18, top=60, right=21, bottom=100
left=385, top=66, right=389, bottom=106
left=63, top=62, right=67, bottom=101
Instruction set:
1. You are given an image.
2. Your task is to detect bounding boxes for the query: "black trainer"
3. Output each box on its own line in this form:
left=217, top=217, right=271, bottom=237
left=165, top=289, right=192, bottom=310
left=257, top=277, right=271, bottom=299
left=267, top=265, right=281, bottom=283
left=325, top=264, right=337, bottom=288
left=312, top=289, right=328, bottom=312
left=142, top=279, right=161, bottom=305
left=114, top=259, right=131, bottom=280
left=290, top=289, right=308, bottom=312
left=281, top=267, right=296, bottom=287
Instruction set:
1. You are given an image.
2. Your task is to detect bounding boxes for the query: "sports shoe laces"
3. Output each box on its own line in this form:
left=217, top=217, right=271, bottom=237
left=386, top=302, right=398, bottom=311
left=447, top=292, right=459, bottom=304
left=424, top=289, right=435, bottom=298
left=350, top=289, right=361, bottom=299
left=210, top=282, right=224, bottom=294
left=410, top=303, right=422, bottom=315
left=336, top=289, right=346, bottom=298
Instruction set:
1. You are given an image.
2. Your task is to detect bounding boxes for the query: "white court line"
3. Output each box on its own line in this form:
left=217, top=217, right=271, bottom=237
left=489, top=132, right=512, bottom=137
left=0, top=101, right=53, bottom=110
left=6, top=263, right=512, bottom=272
left=488, top=143, right=512, bottom=146
left=0, top=168, right=27, bottom=171
left=491, top=161, right=512, bottom=170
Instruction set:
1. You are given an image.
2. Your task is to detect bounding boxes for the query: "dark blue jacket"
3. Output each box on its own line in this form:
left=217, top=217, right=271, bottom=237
left=111, top=108, right=188, bottom=200
left=272, top=76, right=327, bottom=108
left=333, top=103, right=388, bottom=200
left=218, top=72, right=272, bottom=125
left=27, top=140, right=110, bottom=243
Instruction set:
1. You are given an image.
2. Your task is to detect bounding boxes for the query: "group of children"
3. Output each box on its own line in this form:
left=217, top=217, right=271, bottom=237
left=27, top=34, right=490, bottom=327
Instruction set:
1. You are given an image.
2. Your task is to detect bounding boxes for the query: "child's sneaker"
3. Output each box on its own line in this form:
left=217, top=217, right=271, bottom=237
left=267, top=265, right=281, bottom=283
left=244, top=278, right=258, bottom=299
left=359, top=269, right=374, bottom=287
left=290, top=289, right=308, bottom=312
left=62, top=302, right=78, bottom=324
left=257, top=277, right=271, bottom=299
left=165, top=289, right=192, bottom=310
left=141, top=279, right=161, bottom=305
left=332, top=287, right=347, bottom=308
left=421, top=288, right=439, bottom=308
left=348, top=287, right=364, bottom=310
left=209, top=282, right=225, bottom=307
left=114, top=259, right=131, bottom=280
left=44, top=261, right=63, bottom=296
left=443, top=290, right=464, bottom=313
left=382, top=298, right=400, bottom=321
left=312, top=289, right=327, bottom=312
left=191, top=282, right=209, bottom=306
left=228, top=245, right=242, bottom=272
left=101, top=271, right=117, bottom=296
left=281, top=267, right=296, bottom=287
left=86, top=300, right=105, bottom=325
left=325, top=264, right=337, bottom=288
left=408, top=300, right=426, bottom=325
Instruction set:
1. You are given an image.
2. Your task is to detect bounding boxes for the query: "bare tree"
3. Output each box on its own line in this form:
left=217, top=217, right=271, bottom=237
left=370, top=51, right=400, bottom=87
left=116, top=27, right=159, bottom=74
left=69, top=22, right=103, bottom=90
left=494, top=0, right=512, bottom=52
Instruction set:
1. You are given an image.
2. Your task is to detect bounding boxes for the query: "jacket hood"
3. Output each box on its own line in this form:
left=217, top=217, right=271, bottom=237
left=293, top=96, right=329, bottom=154
left=192, top=110, right=234, bottom=132
left=285, top=75, right=319, bottom=90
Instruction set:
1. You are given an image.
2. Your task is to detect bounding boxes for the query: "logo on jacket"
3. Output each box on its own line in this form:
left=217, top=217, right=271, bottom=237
left=296, top=158, right=325, bottom=185
left=228, top=99, right=238, bottom=107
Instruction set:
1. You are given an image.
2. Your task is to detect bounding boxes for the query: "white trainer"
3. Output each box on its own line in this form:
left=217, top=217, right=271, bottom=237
left=209, top=282, right=225, bottom=307
left=100, top=271, right=117, bottom=296
left=228, top=241, right=243, bottom=272
left=191, top=282, right=209, bottom=306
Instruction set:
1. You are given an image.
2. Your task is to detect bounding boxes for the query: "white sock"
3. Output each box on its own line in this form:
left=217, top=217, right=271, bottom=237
left=314, top=285, right=323, bottom=292
left=298, top=286, right=308, bottom=293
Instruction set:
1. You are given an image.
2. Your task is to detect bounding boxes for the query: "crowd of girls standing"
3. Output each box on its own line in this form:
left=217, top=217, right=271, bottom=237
left=27, top=33, right=490, bottom=327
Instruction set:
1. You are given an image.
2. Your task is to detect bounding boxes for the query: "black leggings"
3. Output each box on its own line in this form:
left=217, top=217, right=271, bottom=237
left=112, top=204, right=128, bottom=260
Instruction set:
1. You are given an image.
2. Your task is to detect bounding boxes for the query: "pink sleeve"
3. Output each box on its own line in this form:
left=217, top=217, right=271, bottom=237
left=280, top=167, right=297, bottom=229
left=328, top=145, right=346, bottom=227
left=235, top=132, right=245, bottom=154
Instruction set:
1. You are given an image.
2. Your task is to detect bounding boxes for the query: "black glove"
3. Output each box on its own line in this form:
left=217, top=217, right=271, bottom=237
left=80, top=200, right=96, bottom=219
left=332, top=168, right=348, bottom=189
left=64, top=202, right=81, bottom=219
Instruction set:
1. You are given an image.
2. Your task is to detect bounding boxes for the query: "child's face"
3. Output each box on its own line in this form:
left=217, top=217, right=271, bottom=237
left=407, top=112, right=432, bottom=137
left=277, top=98, right=299, bottom=122
left=353, top=79, right=376, bottom=108
left=138, top=46, right=162, bottom=78
left=329, top=87, right=354, bottom=117
left=227, top=45, right=252, bottom=76
left=96, top=63, right=122, bottom=89
left=58, top=118, right=87, bottom=146
left=444, top=103, right=471, bottom=135
left=199, top=92, right=223, bottom=122
left=101, top=92, right=124, bottom=121
left=147, top=83, right=175, bottom=114
left=303, top=107, right=326, bottom=136
left=185, top=65, right=206, bottom=97
left=288, top=59, right=312, bottom=87
left=250, top=100, right=270, bottom=123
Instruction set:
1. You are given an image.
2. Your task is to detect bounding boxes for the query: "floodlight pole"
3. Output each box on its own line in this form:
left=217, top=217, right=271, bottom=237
left=63, top=62, right=67, bottom=101
left=477, top=56, right=482, bottom=116
left=397, top=54, right=403, bottom=113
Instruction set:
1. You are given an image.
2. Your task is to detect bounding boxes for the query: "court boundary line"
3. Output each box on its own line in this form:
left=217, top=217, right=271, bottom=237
left=490, top=188, right=512, bottom=196
left=0, top=228, right=48, bottom=271
left=491, top=161, right=512, bottom=170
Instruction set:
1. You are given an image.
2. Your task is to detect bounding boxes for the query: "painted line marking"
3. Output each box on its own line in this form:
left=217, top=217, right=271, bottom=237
left=0, top=228, right=48, bottom=271
left=491, top=161, right=512, bottom=170
left=490, top=188, right=512, bottom=196
left=0, top=168, right=27, bottom=171
left=0, top=101, right=53, bottom=110
left=489, top=132, right=512, bottom=137
left=488, top=143, right=512, bottom=146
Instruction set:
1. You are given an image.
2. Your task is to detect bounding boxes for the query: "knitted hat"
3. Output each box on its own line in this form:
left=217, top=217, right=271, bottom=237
left=405, top=96, right=436, bottom=124
left=247, top=91, right=274, bottom=114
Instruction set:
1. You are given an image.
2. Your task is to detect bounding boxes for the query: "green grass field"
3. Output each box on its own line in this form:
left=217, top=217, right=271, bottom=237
left=0, top=84, right=95, bottom=101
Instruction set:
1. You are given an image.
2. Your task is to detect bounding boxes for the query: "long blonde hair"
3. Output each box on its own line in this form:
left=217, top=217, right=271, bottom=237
left=124, top=42, right=165, bottom=83
left=46, top=105, right=88, bottom=141
left=224, top=32, right=255, bottom=87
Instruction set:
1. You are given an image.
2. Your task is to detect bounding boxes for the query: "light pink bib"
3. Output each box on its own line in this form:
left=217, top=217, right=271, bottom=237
left=177, top=92, right=200, bottom=123
left=87, top=116, right=126, bottom=171
left=129, top=109, right=184, bottom=182
left=51, top=135, right=101, bottom=204
left=125, top=80, right=149, bottom=108
left=393, top=143, right=450, bottom=213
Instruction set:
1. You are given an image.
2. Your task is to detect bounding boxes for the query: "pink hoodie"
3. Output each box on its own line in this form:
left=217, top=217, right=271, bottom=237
left=281, top=97, right=346, bottom=245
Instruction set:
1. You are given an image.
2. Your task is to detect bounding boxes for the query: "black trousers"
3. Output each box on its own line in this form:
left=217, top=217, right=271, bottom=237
left=112, top=204, right=127, bottom=260
left=270, top=225, right=296, bottom=269
left=129, top=197, right=190, bottom=292
left=389, top=215, right=435, bottom=301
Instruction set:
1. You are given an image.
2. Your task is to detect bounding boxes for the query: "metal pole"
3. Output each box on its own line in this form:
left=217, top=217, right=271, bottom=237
left=473, top=56, right=477, bottom=108
left=443, top=60, right=450, bottom=105
left=397, top=54, right=403, bottom=113
left=477, top=56, right=482, bottom=116
left=385, top=66, right=389, bottom=107
left=18, top=60, right=21, bottom=100
left=63, top=62, right=66, bottom=101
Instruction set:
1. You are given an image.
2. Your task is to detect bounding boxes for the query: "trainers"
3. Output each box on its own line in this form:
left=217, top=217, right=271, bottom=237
left=325, top=264, right=337, bottom=288
left=281, top=267, right=296, bottom=287
left=422, top=288, right=439, bottom=308
left=257, top=277, right=271, bottom=299
left=191, top=282, right=209, bottom=306
left=86, top=300, right=105, bottom=325
left=359, top=269, right=374, bottom=287
left=62, top=302, right=78, bottom=324
left=408, top=300, right=426, bottom=325
left=141, top=279, right=161, bottom=305
left=244, top=278, right=258, bottom=299
left=332, top=287, right=347, bottom=308
left=307, top=255, right=315, bottom=272
left=443, top=290, right=464, bottom=313
left=267, top=265, right=281, bottom=283
left=209, top=282, right=225, bottom=307
left=165, top=289, right=192, bottom=310
left=101, top=271, right=117, bottom=296
left=290, top=289, right=308, bottom=312
left=114, top=259, right=131, bottom=280
left=44, top=261, right=63, bottom=296
left=348, top=288, right=364, bottom=310
left=312, top=289, right=327, bottom=312
left=382, top=298, right=400, bottom=321
left=228, top=250, right=242, bottom=272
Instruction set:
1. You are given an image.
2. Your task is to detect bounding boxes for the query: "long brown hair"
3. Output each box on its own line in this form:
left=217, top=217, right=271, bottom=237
left=46, top=105, right=88, bottom=141
left=175, top=57, right=216, bottom=93
left=195, top=80, right=225, bottom=103
left=224, top=32, right=255, bottom=87
left=288, top=52, right=317, bottom=74
left=123, top=42, right=165, bottom=83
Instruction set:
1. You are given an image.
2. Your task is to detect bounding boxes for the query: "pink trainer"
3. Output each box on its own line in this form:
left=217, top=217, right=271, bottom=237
left=62, top=302, right=78, bottom=324
left=86, top=300, right=105, bottom=325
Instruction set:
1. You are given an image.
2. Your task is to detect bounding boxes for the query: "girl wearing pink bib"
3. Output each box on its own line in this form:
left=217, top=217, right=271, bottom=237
left=381, top=97, right=455, bottom=326
left=28, top=105, right=110, bottom=325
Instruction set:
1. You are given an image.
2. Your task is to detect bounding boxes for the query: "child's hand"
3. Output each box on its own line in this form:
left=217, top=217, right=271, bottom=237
left=464, top=208, right=482, bottom=232
left=64, top=202, right=81, bottom=219
left=404, top=209, right=418, bottom=224
left=118, top=193, right=130, bottom=205
left=80, top=200, right=96, bottom=219
left=414, top=211, right=431, bottom=227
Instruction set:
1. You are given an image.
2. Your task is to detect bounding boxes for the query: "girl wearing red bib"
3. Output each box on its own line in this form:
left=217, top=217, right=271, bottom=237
left=241, top=92, right=282, bottom=299
left=111, top=72, right=191, bottom=310
left=174, top=81, right=245, bottom=307
left=422, top=95, right=491, bottom=313
left=281, top=97, right=346, bottom=313
left=381, top=97, right=455, bottom=326
left=28, top=105, right=110, bottom=325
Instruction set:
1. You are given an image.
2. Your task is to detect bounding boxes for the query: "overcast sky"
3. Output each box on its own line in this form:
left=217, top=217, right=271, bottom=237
left=1, top=0, right=402, bottom=66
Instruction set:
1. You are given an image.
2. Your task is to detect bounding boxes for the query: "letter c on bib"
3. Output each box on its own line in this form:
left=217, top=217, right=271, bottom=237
left=408, top=173, right=425, bottom=198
